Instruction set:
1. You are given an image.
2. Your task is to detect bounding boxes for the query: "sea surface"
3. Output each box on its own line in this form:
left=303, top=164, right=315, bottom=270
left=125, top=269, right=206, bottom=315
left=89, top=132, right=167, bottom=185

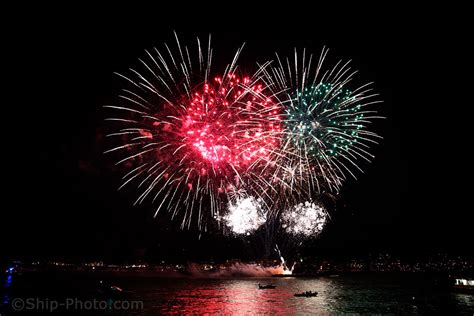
left=1, top=272, right=473, bottom=315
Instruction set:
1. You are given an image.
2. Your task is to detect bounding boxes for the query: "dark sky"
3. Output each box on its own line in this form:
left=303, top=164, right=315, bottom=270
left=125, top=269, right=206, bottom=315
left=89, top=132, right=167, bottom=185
left=3, top=12, right=470, bottom=262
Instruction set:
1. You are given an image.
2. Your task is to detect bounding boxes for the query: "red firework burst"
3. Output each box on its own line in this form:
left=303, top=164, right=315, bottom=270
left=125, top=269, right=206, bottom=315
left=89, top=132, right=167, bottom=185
left=182, top=74, right=281, bottom=169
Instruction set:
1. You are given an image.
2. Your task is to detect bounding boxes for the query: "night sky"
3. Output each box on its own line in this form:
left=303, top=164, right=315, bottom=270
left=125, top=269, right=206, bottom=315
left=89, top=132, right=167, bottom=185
left=3, top=12, right=470, bottom=262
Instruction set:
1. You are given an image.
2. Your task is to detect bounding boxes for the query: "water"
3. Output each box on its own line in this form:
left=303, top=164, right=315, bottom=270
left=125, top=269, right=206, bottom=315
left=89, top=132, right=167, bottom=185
left=2, top=272, right=473, bottom=314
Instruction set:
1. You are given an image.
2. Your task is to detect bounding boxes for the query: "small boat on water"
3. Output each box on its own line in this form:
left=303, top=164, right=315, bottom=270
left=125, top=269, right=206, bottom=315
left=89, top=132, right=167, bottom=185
left=97, top=281, right=132, bottom=298
left=258, top=283, right=276, bottom=289
left=294, top=291, right=318, bottom=297
left=453, top=278, right=474, bottom=294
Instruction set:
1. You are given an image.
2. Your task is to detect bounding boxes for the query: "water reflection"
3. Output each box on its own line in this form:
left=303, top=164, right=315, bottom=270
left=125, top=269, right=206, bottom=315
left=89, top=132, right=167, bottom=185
left=133, top=275, right=473, bottom=315
left=141, top=277, right=346, bottom=314
left=2, top=274, right=13, bottom=311
left=2, top=273, right=472, bottom=314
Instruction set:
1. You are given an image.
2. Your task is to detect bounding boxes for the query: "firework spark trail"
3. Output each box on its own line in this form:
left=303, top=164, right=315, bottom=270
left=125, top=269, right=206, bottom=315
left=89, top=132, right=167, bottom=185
left=275, top=244, right=295, bottom=275
left=105, top=32, right=281, bottom=230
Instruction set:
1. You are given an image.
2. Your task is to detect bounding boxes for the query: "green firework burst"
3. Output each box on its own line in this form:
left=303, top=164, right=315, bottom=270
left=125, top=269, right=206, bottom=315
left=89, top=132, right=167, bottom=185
left=286, top=83, right=365, bottom=159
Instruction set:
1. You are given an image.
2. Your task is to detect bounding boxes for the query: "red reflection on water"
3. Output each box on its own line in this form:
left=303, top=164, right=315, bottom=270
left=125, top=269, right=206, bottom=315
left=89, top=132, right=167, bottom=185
left=156, top=278, right=330, bottom=314
left=167, top=282, right=293, bottom=314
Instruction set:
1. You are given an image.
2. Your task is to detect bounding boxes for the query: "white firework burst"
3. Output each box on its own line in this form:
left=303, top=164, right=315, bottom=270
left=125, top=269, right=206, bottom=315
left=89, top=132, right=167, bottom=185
left=281, top=201, right=328, bottom=237
left=223, top=196, right=267, bottom=235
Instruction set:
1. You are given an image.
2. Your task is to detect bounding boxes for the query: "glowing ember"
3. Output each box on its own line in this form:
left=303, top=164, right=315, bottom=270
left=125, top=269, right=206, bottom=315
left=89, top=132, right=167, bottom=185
left=223, top=196, right=266, bottom=235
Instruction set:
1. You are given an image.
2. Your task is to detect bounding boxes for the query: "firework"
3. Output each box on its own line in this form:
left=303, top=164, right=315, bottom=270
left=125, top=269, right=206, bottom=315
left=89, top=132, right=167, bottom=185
left=281, top=201, right=328, bottom=238
left=257, top=47, right=383, bottom=196
left=104, top=32, right=280, bottom=230
left=104, top=34, right=382, bottom=235
left=223, top=196, right=267, bottom=235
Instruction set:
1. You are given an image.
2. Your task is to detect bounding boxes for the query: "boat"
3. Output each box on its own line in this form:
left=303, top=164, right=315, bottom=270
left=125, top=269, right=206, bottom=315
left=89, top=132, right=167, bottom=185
left=258, top=283, right=276, bottom=289
left=452, top=278, right=474, bottom=294
left=97, top=281, right=132, bottom=298
left=294, top=291, right=318, bottom=297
